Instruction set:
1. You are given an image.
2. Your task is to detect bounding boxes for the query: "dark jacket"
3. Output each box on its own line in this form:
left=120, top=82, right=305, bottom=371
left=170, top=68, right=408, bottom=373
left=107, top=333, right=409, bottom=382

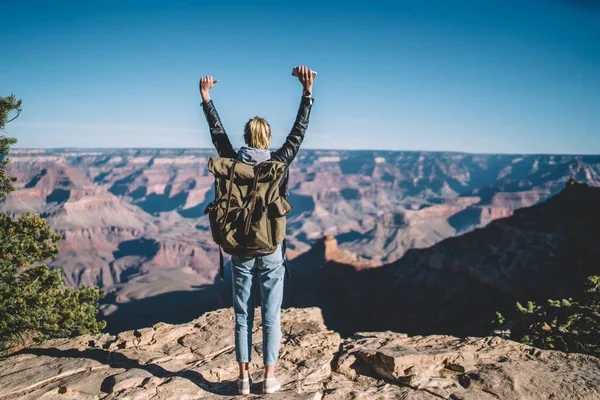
left=200, top=95, right=315, bottom=199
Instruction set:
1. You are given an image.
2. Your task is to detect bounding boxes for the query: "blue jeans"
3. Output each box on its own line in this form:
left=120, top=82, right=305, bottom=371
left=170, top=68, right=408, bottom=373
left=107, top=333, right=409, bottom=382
left=231, top=242, right=285, bottom=366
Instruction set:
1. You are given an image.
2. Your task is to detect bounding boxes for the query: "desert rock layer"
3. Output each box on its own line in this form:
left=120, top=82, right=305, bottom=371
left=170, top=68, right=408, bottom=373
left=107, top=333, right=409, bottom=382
left=1, top=307, right=598, bottom=400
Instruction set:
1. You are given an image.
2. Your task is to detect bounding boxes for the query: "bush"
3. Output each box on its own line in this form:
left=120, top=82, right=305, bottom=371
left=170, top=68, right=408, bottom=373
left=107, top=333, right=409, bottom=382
left=494, top=275, right=600, bottom=358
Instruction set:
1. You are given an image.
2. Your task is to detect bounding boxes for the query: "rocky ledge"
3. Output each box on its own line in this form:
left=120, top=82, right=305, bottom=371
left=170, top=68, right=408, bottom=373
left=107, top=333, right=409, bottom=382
left=0, top=307, right=599, bottom=400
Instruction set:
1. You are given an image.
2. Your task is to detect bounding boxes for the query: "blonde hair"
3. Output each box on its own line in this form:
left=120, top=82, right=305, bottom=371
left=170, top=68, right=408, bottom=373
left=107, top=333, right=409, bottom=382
left=244, top=116, right=271, bottom=149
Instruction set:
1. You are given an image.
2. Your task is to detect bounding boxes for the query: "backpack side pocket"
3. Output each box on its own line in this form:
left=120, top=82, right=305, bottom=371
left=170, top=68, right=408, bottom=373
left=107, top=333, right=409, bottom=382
left=204, top=201, right=224, bottom=245
left=268, top=197, right=293, bottom=244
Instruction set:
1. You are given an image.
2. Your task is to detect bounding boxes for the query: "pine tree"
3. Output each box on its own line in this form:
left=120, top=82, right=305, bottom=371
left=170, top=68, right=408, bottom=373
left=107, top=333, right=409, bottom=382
left=0, top=94, right=106, bottom=354
left=0, top=95, right=20, bottom=198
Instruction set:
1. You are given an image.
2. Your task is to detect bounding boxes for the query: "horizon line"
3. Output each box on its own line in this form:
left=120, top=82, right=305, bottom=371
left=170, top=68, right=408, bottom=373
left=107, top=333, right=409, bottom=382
left=7, top=147, right=600, bottom=157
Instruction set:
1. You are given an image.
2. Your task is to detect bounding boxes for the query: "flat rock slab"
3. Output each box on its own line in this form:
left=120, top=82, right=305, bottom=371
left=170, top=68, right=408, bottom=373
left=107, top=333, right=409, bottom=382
left=0, top=307, right=599, bottom=399
left=0, top=307, right=337, bottom=399
left=335, top=331, right=600, bottom=399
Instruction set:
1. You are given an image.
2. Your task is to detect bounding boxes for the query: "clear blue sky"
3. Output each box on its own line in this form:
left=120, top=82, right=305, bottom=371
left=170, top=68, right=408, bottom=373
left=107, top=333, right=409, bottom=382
left=1, top=0, right=599, bottom=153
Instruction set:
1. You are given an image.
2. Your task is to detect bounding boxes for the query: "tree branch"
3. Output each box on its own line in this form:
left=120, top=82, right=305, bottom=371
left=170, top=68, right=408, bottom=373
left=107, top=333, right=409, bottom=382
left=6, top=109, right=20, bottom=124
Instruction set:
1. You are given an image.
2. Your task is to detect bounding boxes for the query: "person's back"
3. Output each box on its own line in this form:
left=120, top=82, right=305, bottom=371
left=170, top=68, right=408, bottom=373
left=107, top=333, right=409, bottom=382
left=199, top=66, right=315, bottom=395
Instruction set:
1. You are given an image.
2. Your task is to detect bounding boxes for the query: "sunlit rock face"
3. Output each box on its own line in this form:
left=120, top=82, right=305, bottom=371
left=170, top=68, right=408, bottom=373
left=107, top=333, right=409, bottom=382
left=1, top=307, right=598, bottom=399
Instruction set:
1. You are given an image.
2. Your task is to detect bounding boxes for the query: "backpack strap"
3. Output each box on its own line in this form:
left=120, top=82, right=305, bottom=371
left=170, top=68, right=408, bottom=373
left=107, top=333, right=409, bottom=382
left=244, top=163, right=264, bottom=235
left=219, top=246, right=225, bottom=281
left=220, top=160, right=238, bottom=231
left=282, top=238, right=291, bottom=280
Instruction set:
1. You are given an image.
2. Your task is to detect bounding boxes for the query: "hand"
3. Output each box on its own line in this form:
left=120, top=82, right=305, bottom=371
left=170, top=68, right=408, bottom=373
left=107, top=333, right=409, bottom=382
left=199, top=75, right=219, bottom=94
left=295, top=65, right=315, bottom=91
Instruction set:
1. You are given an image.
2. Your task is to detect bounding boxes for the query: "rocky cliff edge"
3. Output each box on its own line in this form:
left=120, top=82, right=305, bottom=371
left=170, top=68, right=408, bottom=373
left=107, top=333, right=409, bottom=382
left=1, top=307, right=599, bottom=400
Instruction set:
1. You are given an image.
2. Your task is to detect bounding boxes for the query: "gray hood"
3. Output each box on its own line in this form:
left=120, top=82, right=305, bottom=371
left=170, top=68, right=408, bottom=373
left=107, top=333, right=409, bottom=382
left=237, top=146, right=271, bottom=166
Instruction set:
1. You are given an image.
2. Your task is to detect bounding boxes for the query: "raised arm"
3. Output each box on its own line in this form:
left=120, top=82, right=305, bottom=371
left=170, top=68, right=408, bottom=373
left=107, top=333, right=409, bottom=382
left=271, top=65, right=316, bottom=166
left=199, top=76, right=237, bottom=159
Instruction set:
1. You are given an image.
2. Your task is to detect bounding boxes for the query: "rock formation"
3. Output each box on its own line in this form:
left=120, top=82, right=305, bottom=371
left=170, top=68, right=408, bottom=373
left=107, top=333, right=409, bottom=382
left=3, top=149, right=600, bottom=336
left=284, top=181, right=600, bottom=339
left=4, top=149, right=599, bottom=288
left=1, top=307, right=598, bottom=399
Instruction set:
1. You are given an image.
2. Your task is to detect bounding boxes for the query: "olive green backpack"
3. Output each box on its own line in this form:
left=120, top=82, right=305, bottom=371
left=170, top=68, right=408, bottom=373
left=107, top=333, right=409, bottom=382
left=204, top=157, right=293, bottom=281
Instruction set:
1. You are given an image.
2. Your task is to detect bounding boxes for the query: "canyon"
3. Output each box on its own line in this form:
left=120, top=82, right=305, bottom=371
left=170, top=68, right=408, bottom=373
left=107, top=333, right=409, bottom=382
left=2, top=148, right=599, bottom=334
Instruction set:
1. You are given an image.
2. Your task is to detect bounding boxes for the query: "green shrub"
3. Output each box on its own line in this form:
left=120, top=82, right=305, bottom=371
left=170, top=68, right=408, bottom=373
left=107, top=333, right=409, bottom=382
left=494, top=275, right=600, bottom=357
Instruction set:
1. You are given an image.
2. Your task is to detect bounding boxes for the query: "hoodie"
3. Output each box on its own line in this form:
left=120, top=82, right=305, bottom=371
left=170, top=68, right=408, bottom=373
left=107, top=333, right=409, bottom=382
left=237, top=146, right=271, bottom=166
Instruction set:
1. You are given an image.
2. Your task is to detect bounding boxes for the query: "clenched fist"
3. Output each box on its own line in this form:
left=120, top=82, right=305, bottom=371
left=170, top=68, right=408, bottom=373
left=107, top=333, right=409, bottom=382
left=294, top=65, right=315, bottom=91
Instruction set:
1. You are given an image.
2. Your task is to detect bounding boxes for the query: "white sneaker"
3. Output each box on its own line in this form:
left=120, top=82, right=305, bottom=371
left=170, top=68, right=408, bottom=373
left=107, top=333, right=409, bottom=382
left=237, top=377, right=251, bottom=395
left=262, top=377, right=281, bottom=394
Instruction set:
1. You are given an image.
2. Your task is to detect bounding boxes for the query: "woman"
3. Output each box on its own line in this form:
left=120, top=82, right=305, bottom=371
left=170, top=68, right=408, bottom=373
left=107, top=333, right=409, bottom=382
left=199, top=66, right=315, bottom=395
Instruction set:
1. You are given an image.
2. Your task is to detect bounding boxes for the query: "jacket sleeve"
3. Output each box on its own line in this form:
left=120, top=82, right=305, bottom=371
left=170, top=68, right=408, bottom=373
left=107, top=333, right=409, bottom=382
left=201, top=99, right=237, bottom=159
left=271, top=95, right=314, bottom=166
